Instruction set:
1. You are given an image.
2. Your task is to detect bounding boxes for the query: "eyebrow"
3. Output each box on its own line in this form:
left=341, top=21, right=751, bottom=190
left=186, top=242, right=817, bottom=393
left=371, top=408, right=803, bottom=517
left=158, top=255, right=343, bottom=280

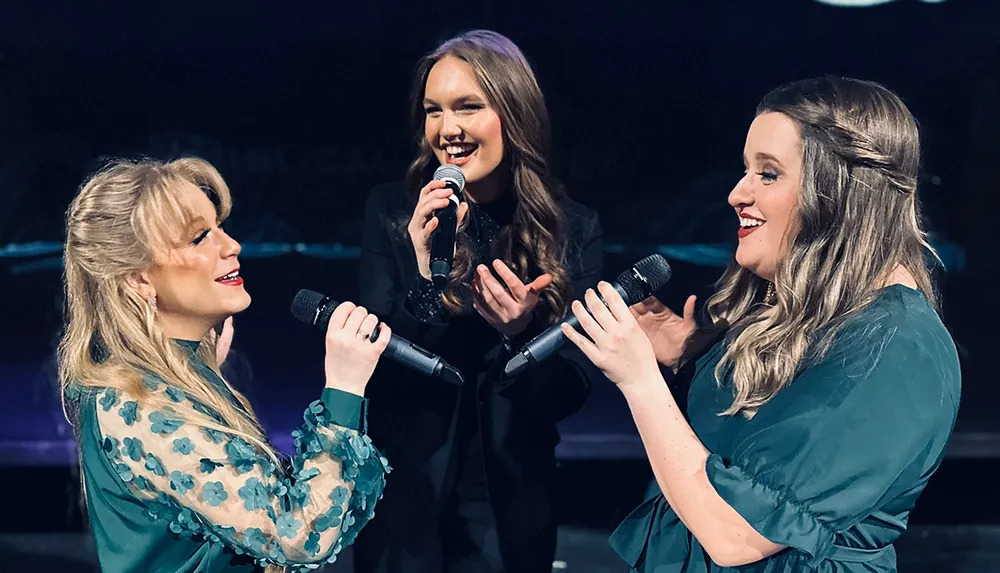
left=743, top=151, right=786, bottom=167
left=754, top=152, right=785, bottom=168
left=184, top=216, right=211, bottom=235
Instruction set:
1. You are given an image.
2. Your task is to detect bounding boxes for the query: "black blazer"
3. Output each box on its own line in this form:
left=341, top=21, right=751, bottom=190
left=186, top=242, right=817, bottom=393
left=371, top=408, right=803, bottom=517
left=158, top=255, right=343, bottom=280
left=357, top=181, right=604, bottom=571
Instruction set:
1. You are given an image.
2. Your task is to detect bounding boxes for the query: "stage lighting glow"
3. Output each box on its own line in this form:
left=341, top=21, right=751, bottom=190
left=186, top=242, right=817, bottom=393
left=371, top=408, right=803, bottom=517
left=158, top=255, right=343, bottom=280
left=815, top=0, right=945, bottom=5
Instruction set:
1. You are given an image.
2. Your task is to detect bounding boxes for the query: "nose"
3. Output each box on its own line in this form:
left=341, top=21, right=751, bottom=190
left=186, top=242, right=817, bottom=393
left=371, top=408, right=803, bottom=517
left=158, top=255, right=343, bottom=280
left=220, top=229, right=241, bottom=259
left=440, top=111, right=462, bottom=140
left=728, top=174, right=754, bottom=209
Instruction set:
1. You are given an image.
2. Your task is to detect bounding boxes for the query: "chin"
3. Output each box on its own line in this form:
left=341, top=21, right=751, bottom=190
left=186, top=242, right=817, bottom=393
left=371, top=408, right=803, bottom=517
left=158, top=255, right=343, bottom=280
left=734, top=251, right=767, bottom=280
left=462, top=168, right=485, bottom=184
left=465, top=162, right=503, bottom=187
left=734, top=248, right=752, bottom=271
left=227, top=292, right=252, bottom=314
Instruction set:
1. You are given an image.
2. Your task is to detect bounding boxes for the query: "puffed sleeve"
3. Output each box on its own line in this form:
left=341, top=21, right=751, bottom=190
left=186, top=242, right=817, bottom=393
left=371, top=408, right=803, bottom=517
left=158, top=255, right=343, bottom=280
left=91, top=381, right=390, bottom=571
left=705, top=325, right=960, bottom=566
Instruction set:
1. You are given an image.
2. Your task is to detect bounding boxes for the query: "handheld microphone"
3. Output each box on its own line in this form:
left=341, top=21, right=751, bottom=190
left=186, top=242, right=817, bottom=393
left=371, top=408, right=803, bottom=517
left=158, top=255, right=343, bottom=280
left=428, top=164, right=466, bottom=289
left=503, top=254, right=673, bottom=378
left=290, top=289, right=464, bottom=385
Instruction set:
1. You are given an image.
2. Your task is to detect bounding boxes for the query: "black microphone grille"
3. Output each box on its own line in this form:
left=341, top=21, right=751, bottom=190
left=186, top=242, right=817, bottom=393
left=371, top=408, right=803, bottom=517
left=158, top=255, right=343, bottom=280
left=614, top=254, right=673, bottom=305
left=290, top=289, right=327, bottom=326
left=433, top=164, right=466, bottom=190
left=634, top=253, right=672, bottom=288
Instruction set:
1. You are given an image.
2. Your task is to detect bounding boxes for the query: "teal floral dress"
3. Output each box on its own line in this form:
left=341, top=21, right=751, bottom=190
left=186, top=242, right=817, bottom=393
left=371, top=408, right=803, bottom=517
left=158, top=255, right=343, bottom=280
left=610, top=285, right=961, bottom=572
left=69, top=340, right=390, bottom=572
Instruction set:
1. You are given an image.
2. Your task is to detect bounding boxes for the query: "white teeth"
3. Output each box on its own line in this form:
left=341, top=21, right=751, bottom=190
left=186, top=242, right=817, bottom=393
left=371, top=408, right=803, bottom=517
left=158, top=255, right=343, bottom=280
left=740, top=217, right=764, bottom=228
left=218, top=271, right=239, bottom=281
left=446, top=144, right=476, bottom=156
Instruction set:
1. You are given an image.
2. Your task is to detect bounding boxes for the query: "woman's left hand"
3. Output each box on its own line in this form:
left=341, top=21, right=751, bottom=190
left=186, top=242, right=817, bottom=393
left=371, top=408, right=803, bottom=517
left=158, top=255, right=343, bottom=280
left=561, top=282, right=662, bottom=389
left=472, top=259, right=551, bottom=338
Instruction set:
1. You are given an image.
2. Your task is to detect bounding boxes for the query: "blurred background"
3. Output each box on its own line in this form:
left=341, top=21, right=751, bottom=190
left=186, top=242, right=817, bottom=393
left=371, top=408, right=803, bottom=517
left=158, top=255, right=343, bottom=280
left=1, top=1, right=998, bottom=571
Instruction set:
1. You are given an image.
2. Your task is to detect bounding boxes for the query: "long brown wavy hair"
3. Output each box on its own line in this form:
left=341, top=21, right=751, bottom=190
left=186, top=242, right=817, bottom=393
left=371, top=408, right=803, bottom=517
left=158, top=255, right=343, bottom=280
left=703, top=76, right=938, bottom=416
left=401, top=30, right=572, bottom=323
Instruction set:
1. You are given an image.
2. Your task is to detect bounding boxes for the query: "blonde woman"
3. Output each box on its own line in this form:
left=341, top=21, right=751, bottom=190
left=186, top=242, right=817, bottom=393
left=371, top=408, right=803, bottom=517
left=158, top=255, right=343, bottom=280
left=562, top=77, right=961, bottom=572
left=59, top=157, right=391, bottom=572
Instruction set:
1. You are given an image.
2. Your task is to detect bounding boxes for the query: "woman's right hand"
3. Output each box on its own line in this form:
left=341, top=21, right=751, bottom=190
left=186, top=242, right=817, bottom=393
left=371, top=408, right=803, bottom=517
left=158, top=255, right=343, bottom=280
left=630, top=295, right=697, bottom=372
left=324, top=301, right=391, bottom=395
left=407, top=179, right=470, bottom=281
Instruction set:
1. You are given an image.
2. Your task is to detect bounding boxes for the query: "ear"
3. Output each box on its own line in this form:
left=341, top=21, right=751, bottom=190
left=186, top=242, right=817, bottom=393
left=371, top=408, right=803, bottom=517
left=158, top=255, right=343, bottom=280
left=124, top=271, right=155, bottom=300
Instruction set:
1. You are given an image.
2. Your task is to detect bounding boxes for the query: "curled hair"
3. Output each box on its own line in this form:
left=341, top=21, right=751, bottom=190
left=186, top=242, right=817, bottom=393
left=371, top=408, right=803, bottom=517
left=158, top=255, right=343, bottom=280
left=402, top=30, right=571, bottom=323
left=59, top=157, right=280, bottom=469
left=704, top=76, right=939, bottom=416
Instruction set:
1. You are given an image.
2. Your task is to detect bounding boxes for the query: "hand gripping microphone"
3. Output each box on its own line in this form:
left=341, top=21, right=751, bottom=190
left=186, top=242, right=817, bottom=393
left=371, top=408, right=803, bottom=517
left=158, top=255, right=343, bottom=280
left=428, top=164, right=466, bottom=290
left=503, top=254, right=673, bottom=377
left=291, top=289, right=464, bottom=385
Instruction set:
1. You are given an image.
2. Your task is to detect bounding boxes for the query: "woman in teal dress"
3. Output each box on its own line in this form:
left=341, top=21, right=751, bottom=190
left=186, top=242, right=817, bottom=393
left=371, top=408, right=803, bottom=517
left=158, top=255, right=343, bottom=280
left=58, top=157, right=392, bottom=572
left=560, top=77, right=961, bottom=572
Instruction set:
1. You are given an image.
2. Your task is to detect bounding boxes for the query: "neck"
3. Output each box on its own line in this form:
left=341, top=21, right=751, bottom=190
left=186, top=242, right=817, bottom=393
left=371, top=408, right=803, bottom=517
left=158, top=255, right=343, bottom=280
left=158, top=314, right=213, bottom=343
left=884, top=264, right=918, bottom=290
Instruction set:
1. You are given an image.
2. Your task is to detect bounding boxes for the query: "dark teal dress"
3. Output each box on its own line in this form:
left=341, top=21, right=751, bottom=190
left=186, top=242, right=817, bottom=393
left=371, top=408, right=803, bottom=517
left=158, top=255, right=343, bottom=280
left=610, top=285, right=961, bottom=572
left=69, top=340, right=390, bottom=572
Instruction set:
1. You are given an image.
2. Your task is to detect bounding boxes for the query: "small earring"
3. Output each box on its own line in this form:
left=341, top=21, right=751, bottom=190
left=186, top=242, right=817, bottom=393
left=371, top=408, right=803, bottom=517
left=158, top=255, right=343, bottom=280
left=146, top=295, right=158, bottom=313
left=765, top=282, right=777, bottom=305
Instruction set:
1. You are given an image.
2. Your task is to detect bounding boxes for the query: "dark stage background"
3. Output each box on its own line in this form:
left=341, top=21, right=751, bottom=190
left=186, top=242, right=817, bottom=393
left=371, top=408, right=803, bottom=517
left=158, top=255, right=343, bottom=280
left=1, top=1, right=999, bottom=569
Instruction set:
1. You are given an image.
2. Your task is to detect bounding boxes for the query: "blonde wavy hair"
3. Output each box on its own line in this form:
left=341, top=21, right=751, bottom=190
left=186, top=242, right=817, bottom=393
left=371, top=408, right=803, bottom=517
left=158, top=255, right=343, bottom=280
left=704, top=77, right=938, bottom=416
left=59, top=157, right=280, bottom=465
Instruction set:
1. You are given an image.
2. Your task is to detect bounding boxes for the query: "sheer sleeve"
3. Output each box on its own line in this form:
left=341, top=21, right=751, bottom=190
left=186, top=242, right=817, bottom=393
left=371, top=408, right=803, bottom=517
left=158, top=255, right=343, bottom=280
left=93, top=383, right=390, bottom=570
left=704, top=323, right=960, bottom=565
left=406, top=274, right=445, bottom=323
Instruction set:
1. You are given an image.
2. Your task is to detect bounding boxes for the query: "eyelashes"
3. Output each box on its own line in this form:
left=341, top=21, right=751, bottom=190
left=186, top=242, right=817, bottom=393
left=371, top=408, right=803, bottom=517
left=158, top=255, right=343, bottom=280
left=423, top=103, right=485, bottom=116
left=192, top=230, right=210, bottom=245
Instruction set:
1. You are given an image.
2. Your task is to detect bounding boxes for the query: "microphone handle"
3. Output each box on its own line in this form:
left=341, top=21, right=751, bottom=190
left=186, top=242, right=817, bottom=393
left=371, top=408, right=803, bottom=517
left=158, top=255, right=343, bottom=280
left=314, top=298, right=465, bottom=386
left=374, top=323, right=464, bottom=385
left=504, top=283, right=629, bottom=377
left=370, top=323, right=441, bottom=378
left=429, top=186, right=461, bottom=289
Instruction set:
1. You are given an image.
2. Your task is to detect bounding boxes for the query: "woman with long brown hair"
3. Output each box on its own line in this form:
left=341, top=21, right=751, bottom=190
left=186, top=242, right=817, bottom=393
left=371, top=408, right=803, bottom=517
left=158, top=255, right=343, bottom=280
left=60, top=157, right=391, bottom=572
left=562, top=77, right=961, bottom=571
left=355, top=30, right=603, bottom=573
